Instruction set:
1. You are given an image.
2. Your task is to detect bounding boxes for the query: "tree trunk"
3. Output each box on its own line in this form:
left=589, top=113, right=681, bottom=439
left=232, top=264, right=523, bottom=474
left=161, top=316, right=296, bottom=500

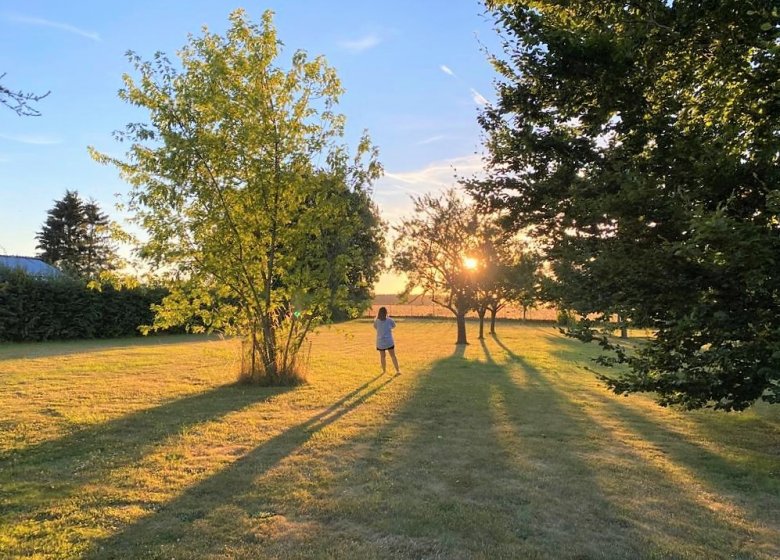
left=455, top=313, right=468, bottom=345
left=617, top=314, right=628, bottom=339
left=261, top=311, right=276, bottom=376
left=251, top=327, right=257, bottom=376
left=478, top=308, right=486, bottom=340
left=489, top=308, right=497, bottom=335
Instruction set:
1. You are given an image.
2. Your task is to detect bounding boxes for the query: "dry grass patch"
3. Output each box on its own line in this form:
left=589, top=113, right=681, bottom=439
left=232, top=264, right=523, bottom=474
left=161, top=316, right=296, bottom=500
left=0, top=320, right=778, bottom=559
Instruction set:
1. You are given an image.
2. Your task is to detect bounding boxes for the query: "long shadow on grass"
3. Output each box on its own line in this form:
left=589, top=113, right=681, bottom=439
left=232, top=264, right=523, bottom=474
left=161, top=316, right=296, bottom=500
left=0, top=382, right=289, bottom=527
left=584, top=389, right=780, bottom=556
left=542, top=331, right=780, bottom=554
left=493, top=333, right=775, bottom=558
left=81, top=373, right=396, bottom=559
left=283, top=341, right=653, bottom=559
left=548, top=330, right=779, bottom=487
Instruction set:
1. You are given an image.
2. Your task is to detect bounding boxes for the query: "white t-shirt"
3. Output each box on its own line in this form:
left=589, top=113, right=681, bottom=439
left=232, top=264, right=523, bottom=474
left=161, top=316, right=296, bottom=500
left=373, top=317, right=396, bottom=349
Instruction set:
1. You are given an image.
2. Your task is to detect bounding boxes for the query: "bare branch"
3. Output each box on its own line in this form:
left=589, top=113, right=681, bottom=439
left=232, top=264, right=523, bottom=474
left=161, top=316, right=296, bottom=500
left=0, top=74, right=50, bottom=117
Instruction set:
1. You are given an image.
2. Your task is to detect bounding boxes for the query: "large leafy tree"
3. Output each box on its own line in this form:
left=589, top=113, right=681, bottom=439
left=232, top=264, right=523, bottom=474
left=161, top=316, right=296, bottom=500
left=471, top=1, right=780, bottom=410
left=36, top=190, right=118, bottom=280
left=393, top=189, right=480, bottom=345
left=91, top=10, right=383, bottom=384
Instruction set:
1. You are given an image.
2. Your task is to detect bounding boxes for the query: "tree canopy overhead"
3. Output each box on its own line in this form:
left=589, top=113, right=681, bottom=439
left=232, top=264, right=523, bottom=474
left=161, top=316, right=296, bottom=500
left=471, top=1, right=780, bottom=410
left=91, top=9, right=384, bottom=383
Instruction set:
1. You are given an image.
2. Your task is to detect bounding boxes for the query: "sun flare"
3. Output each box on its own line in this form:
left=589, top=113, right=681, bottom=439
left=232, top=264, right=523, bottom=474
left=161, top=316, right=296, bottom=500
left=463, top=257, right=478, bottom=270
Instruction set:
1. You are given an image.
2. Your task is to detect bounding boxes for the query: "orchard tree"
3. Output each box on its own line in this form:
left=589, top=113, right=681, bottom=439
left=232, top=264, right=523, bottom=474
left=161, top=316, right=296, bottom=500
left=91, top=10, right=383, bottom=384
left=471, top=214, right=513, bottom=339
left=393, top=189, right=479, bottom=345
left=470, top=1, right=780, bottom=410
left=36, top=190, right=118, bottom=280
left=510, top=250, right=542, bottom=323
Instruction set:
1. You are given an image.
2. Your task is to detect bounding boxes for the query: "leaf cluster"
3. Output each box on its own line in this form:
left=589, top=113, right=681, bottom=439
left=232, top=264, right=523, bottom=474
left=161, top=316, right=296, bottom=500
left=475, top=0, right=780, bottom=409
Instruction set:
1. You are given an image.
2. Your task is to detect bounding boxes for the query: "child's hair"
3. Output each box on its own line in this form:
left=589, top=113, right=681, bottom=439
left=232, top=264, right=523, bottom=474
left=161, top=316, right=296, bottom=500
left=377, top=306, right=388, bottom=320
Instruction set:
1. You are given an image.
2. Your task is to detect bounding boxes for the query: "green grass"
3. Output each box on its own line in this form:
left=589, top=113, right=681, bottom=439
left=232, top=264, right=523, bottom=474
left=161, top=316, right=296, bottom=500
left=1, top=320, right=778, bottom=559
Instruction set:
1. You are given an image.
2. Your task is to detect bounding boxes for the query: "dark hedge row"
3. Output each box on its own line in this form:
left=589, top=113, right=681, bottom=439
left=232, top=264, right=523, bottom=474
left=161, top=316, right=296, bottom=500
left=0, top=268, right=172, bottom=342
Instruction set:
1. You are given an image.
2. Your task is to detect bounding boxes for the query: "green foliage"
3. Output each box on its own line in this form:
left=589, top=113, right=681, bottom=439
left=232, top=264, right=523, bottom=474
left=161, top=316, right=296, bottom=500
left=473, top=220, right=543, bottom=333
left=0, top=267, right=170, bottom=342
left=35, top=190, right=120, bottom=280
left=90, top=10, right=384, bottom=382
left=474, top=1, right=780, bottom=410
left=393, top=189, right=480, bottom=344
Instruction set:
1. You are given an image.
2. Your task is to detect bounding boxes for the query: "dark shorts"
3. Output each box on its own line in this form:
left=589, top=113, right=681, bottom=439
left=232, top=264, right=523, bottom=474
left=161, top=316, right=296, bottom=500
left=377, top=346, right=395, bottom=351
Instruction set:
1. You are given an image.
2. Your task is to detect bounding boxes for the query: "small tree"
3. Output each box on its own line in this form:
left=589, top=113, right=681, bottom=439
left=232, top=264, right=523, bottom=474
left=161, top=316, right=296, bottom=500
left=510, top=250, right=542, bottom=323
left=472, top=215, right=509, bottom=339
left=91, top=10, right=383, bottom=384
left=393, top=189, right=479, bottom=345
left=36, top=190, right=118, bottom=280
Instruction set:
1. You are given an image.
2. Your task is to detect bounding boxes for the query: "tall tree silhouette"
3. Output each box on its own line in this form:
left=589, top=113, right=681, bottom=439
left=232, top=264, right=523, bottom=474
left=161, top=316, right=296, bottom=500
left=36, top=191, right=117, bottom=279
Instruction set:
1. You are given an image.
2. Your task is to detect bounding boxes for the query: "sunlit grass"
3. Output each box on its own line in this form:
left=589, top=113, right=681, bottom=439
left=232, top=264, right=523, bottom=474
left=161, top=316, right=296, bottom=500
left=0, top=320, right=778, bottom=559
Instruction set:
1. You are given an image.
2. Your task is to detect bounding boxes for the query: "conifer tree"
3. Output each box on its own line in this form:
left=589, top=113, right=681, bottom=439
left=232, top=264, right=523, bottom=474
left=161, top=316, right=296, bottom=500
left=36, top=190, right=118, bottom=280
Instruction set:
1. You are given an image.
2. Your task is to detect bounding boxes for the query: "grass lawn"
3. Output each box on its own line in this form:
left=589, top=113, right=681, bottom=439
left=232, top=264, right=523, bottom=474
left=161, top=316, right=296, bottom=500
left=0, top=319, right=778, bottom=559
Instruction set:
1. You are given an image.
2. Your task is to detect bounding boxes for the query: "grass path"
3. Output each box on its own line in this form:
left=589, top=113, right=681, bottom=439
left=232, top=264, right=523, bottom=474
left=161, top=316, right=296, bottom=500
left=0, top=319, right=778, bottom=559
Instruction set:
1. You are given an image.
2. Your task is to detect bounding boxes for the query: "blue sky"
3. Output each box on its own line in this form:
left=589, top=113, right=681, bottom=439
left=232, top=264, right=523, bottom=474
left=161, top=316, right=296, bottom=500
left=0, top=1, right=501, bottom=292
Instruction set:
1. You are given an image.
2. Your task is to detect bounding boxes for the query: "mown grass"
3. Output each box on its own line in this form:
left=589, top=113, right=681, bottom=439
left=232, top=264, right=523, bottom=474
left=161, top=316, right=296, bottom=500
left=0, top=320, right=778, bottom=559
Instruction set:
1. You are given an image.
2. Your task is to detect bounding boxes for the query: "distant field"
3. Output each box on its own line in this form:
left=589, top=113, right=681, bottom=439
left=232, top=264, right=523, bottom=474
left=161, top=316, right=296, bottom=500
left=0, top=319, right=778, bottom=559
left=366, top=296, right=559, bottom=321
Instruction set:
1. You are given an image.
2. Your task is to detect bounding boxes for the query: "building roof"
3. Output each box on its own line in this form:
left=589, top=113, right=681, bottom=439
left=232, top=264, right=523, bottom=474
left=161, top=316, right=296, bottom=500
left=0, top=255, right=64, bottom=278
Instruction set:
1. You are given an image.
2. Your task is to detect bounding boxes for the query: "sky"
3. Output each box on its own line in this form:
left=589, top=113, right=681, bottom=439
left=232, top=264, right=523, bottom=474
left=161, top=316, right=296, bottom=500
left=0, top=0, right=503, bottom=293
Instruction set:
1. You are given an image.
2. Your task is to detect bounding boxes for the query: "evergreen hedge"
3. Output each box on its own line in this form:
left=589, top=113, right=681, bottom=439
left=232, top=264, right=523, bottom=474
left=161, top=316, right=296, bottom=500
left=0, top=267, right=170, bottom=342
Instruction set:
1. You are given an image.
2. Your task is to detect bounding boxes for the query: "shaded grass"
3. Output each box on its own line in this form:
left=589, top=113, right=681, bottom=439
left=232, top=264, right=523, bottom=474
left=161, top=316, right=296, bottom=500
left=0, top=319, right=778, bottom=559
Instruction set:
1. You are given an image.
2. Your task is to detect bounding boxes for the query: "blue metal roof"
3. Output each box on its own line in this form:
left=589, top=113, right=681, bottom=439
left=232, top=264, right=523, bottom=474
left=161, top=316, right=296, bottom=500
left=0, top=255, right=64, bottom=278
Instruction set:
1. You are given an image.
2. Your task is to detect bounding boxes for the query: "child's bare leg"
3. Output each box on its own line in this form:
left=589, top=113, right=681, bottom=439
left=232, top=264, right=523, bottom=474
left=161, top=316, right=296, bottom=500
left=379, top=349, right=386, bottom=373
left=388, top=348, right=400, bottom=374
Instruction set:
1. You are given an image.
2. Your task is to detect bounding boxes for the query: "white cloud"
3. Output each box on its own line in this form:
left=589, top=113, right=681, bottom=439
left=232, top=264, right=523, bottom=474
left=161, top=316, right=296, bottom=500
left=338, top=33, right=381, bottom=53
left=383, top=154, right=484, bottom=187
left=470, top=88, right=489, bottom=106
left=373, top=154, right=486, bottom=225
left=0, top=133, right=62, bottom=145
left=416, top=135, right=446, bottom=145
left=6, top=14, right=101, bottom=42
left=440, top=64, right=456, bottom=77
left=441, top=65, right=489, bottom=106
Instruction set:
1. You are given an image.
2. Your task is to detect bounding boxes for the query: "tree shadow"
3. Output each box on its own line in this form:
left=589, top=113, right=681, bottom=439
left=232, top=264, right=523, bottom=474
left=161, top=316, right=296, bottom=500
left=581, top=388, right=780, bottom=556
left=81, top=373, right=396, bottom=559
left=545, top=330, right=779, bottom=489
left=511, top=332, right=780, bottom=558
left=489, top=333, right=775, bottom=557
left=1, top=382, right=291, bottom=528
left=287, top=341, right=655, bottom=558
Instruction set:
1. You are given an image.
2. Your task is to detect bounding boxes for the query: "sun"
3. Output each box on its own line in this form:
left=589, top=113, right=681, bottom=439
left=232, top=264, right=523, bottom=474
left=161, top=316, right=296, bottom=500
left=463, top=257, right=478, bottom=270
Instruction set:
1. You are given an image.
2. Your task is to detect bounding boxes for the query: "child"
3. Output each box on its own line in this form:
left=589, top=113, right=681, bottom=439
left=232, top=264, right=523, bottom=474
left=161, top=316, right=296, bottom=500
left=373, top=306, right=400, bottom=375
